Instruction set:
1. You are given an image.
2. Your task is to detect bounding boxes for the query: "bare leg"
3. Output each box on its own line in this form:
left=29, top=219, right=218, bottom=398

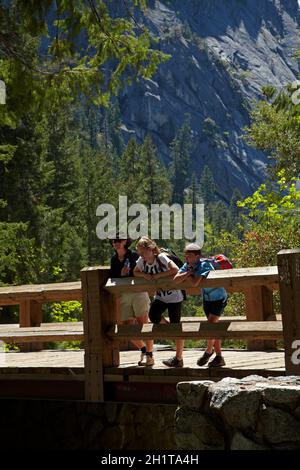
left=160, top=316, right=183, bottom=360
left=136, top=314, right=153, bottom=353
left=206, top=314, right=221, bottom=354
left=176, top=339, right=184, bottom=359
left=122, top=318, right=145, bottom=350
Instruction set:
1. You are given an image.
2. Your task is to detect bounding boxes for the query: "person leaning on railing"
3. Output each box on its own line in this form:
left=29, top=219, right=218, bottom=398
left=109, top=233, right=154, bottom=367
left=174, top=243, right=227, bottom=368
left=134, top=236, right=185, bottom=368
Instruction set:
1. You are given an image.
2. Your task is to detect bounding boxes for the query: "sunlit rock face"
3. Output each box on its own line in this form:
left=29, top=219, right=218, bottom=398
left=118, top=0, right=300, bottom=201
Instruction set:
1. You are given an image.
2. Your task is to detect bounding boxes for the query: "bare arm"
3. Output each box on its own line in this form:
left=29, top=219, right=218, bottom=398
left=173, top=270, right=192, bottom=284
left=174, top=271, right=205, bottom=287
left=133, top=265, right=153, bottom=281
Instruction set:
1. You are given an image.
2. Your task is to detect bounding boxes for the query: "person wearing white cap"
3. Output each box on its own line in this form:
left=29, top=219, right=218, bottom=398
left=174, top=243, right=227, bottom=368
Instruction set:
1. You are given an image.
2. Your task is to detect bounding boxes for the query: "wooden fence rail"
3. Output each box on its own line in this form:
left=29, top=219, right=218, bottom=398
left=107, top=321, right=283, bottom=341
left=80, top=250, right=300, bottom=401
left=1, top=249, right=300, bottom=402
left=0, top=280, right=82, bottom=351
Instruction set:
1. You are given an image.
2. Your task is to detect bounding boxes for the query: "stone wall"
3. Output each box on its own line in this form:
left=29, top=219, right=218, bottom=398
left=2, top=375, right=300, bottom=450
left=176, top=375, right=300, bottom=450
left=0, top=400, right=176, bottom=450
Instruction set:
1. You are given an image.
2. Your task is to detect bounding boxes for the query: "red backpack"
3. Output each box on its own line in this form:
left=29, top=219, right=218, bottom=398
left=202, top=254, right=233, bottom=270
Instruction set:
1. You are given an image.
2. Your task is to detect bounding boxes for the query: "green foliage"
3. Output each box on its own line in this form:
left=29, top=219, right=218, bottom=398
left=83, top=145, right=118, bottom=266
left=245, top=86, right=300, bottom=180
left=0, top=0, right=169, bottom=120
left=139, top=135, right=172, bottom=205
left=0, top=0, right=170, bottom=284
left=118, top=135, right=171, bottom=206
left=199, top=165, right=216, bottom=204
left=170, top=114, right=192, bottom=204
left=235, top=170, right=300, bottom=266
left=47, top=301, right=82, bottom=323
left=0, top=222, right=37, bottom=285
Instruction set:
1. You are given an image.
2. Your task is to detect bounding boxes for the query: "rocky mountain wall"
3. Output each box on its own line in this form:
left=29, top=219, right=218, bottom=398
left=119, top=0, right=300, bottom=201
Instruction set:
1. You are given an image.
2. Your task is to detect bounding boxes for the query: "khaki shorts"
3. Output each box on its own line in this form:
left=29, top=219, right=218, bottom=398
left=120, top=292, right=150, bottom=321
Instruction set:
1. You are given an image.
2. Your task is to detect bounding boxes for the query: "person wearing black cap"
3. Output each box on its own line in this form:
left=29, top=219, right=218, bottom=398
left=109, top=233, right=154, bottom=366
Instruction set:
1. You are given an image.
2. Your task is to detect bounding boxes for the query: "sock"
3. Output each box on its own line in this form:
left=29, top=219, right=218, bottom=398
left=146, top=351, right=153, bottom=357
left=141, top=346, right=146, bottom=354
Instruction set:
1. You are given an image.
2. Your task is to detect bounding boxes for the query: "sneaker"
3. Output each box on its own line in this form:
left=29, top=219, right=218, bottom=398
left=138, top=352, right=146, bottom=366
left=146, top=355, right=155, bottom=366
left=162, top=356, right=184, bottom=368
left=197, top=351, right=213, bottom=366
left=208, top=355, right=226, bottom=367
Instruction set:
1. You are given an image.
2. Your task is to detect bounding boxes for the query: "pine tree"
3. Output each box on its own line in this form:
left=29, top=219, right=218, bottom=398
left=81, top=143, right=118, bottom=266
left=118, top=139, right=144, bottom=205
left=106, top=102, right=125, bottom=156
left=170, top=114, right=192, bottom=205
left=227, top=188, right=243, bottom=232
left=199, top=165, right=217, bottom=205
left=139, top=135, right=172, bottom=206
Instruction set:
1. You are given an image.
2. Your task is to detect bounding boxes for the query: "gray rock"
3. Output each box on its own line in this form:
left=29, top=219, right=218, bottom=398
left=258, top=407, right=300, bottom=445
left=218, top=377, right=242, bottom=386
left=105, top=403, right=119, bottom=424
left=239, top=375, right=269, bottom=384
left=209, top=386, right=262, bottom=431
left=231, top=431, right=270, bottom=450
left=263, top=385, right=300, bottom=410
left=293, top=405, right=300, bottom=420
left=119, top=0, right=300, bottom=201
left=177, top=380, right=213, bottom=410
left=175, top=407, right=225, bottom=450
left=271, top=376, right=300, bottom=386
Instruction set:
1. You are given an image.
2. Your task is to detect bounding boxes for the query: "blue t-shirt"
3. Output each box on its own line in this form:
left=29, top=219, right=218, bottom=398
left=179, top=259, right=227, bottom=301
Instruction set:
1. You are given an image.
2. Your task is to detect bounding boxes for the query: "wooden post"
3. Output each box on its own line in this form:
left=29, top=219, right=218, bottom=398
left=19, top=300, right=42, bottom=352
left=278, top=249, right=300, bottom=375
left=244, top=286, right=276, bottom=350
left=81, top=266, right=119, bottom=402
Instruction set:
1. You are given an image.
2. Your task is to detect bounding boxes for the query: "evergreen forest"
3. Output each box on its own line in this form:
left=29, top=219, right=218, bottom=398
left=1, top=0, right=300, bottom=333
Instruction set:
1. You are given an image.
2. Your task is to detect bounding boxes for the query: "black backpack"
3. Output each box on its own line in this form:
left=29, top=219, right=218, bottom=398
left=158, top=248, right=184, bottom=269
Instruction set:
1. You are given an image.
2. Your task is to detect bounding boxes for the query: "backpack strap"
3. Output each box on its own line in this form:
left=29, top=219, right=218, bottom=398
left=156, top=254, right=167, bottom=272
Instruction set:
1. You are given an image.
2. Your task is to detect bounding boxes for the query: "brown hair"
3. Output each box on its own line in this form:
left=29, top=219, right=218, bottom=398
left=135, top=237, right=160, bottom=256
left=109, top=232, right=132, bottom=249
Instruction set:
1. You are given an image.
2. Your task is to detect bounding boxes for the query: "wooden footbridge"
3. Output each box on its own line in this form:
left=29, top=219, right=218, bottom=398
left=0, top=249, right=299, bottom=403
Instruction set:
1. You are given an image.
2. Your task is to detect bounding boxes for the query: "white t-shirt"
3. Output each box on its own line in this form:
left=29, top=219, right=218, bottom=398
left=136, top=253, right=184, bottom=303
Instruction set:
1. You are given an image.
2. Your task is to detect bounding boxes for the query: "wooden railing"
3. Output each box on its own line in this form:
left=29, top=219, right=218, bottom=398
left=1, top=249, right=300, bottom=402
left=80, top=249, right=300, bottom=401
left=0, top=280, right=82, bottom=350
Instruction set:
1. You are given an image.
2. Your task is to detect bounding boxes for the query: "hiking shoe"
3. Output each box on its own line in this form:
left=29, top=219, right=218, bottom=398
left=208, top=355, right=226, bottom=367
left=138, top=353, right=154, bottom=366
left=197, top=351, right=213, bottom=366
left=162, top=356, right=184, bottom=368
left=138, top=352, right=146, bottom=366
left=146, top=355, right=154, bottom=366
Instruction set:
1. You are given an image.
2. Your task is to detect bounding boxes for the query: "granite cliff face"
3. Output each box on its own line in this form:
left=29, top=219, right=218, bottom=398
left=118, top=0, right=300, bottom=201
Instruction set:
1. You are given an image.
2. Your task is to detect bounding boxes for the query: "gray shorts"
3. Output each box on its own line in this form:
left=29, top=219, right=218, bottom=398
left=120, top=292, right=150, bottom=321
